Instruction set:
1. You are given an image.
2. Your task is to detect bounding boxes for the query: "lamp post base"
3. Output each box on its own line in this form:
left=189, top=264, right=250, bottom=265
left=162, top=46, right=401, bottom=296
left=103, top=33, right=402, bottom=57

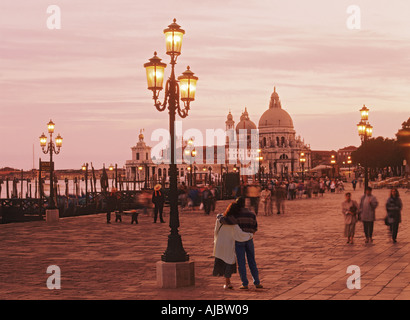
left=156, top=261, right=195, bottom=288
left=46, top=209, right=59, bottom=223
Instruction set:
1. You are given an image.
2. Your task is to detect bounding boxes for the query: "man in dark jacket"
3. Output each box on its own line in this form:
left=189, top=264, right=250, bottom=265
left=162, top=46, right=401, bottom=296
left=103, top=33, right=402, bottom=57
left=152, top=184, right=165, bottom=223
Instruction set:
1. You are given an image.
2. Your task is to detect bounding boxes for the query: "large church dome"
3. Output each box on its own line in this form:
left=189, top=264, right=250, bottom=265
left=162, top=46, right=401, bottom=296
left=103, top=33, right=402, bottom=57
left=258, top=87, right=294, bottom=129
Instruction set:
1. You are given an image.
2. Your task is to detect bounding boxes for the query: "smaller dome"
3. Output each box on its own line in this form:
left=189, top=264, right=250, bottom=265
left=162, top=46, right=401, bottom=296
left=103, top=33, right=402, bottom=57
left=227, top=111, right=233, bottom=121
left=236, top=108, right=257, bottom=133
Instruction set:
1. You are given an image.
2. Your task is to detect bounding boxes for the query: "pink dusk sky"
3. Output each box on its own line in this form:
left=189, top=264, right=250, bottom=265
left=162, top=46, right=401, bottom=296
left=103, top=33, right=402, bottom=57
left=1, top=0, right=409, bottom=170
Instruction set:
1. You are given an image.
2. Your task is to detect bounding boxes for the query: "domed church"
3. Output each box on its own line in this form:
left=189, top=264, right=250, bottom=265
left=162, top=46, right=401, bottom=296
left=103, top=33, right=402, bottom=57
left=226, top=87, right=311, bottom=177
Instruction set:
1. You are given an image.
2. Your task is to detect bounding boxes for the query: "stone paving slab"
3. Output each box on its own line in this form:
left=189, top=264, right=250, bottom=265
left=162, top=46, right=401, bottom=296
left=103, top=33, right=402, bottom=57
left=0, top=187, right=409, bottom=300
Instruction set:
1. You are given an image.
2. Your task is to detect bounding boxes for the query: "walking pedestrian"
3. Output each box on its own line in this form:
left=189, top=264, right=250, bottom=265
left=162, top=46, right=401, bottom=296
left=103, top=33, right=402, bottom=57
left=178, top=182, right=188, bottom=212
left=330, top=180, right=336, bottom=193
left=319, top=179, right=325, bottom=197
left=359, top=187, right=379, bottom=243
left=130, top=209, right=139, bottom=224
left=352, top=179, right=357, bottom=191
left=246, top=183, right=261, bottom=215
left=209, top=184, right=218, bottom=214
left=260, top=187, right=272, bottom=216
left=202, top=186, right=213, bottom=215
left=274, top=182, right=286, bottom=215
left=105, top=187, right=118, bottom=224
left=385, top=188, right=402, bottom=243
left=297, top=181, right=305, bottom=199
left=152, top=184, right=165, bottom=223
left=213, top=202, right=253, bottom=290
left=342, top=192, right=359, bottom=244
left=188, top=186, right=199, bottom=211
left=218, top=197, right=263, bottom=290
left=312, top=179, right=320, bottom=198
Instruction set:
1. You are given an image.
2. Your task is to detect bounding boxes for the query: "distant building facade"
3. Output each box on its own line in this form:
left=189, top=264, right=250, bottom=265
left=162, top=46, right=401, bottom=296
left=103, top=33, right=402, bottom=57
left=125, top=86, right=312, bottom=183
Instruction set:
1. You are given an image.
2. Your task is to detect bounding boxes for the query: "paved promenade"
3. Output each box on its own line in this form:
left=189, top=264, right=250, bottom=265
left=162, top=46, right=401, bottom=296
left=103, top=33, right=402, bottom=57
left=0, top=186, right=409, bottom=300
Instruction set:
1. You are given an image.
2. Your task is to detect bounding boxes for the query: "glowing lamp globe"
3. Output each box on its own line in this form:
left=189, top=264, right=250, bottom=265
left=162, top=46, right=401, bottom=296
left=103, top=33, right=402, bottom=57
left=178, top=66, right=198, bottom=102
left=366, top=124, right=373, bottom=137
left=144, top=52, right=167, bottom=91
left=39, top=133, right=47, bottom=147
left=55, top=134, right=63, bottom=148
left=357, top=121, right=366, bottom=137
left=163, top=19, right=185, bottom=56
left=360, top=105, right=369, bottom=121
left=47, top=120, right=55, bottom=133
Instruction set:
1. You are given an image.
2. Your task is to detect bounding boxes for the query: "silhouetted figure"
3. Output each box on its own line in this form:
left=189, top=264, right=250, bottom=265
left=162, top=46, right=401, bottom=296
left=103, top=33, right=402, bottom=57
left=386, top=188, right=402, bottom=243
left=152, top=184, right=165, bottom=223
left=130, top=210, right=139, bottom=224
left=105, top=188, right=118, bottom=224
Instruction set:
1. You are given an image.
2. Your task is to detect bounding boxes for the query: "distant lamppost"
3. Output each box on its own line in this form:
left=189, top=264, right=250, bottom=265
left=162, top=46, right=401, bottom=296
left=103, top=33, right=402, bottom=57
left=184, top=139, right=196, bottom=186
left=109, top=164, right=114, bottom=187
left=82, top=163, right=88, bottom=206
left=257, top=149, right=263, bottom=183
left=347, top=156, right=352, bottom=178
left=39, top=120, right=63, bottom=209
left=330, top=154, right=336, bottom=178
left=138, top=166, right=143, bottom=189
left=357, top=105, right=373, bottom=190
left=144, top=18, right=197, bottom=263
left=300, top=152, right=306, bottom=181
left=184, top=148, right=196, bottom=186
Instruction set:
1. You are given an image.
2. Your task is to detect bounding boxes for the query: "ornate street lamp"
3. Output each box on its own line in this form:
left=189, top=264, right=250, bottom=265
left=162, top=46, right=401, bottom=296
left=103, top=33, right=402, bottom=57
left=39, top=119, right=62, bottom=209
left=357, top=105, right=373, bottom=190
left=144, top=19, right=198, bottom=263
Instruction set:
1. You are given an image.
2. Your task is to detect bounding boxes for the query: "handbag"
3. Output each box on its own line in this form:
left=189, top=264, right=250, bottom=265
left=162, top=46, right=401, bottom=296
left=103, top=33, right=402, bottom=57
left=384, top=216, right=390, bottom=226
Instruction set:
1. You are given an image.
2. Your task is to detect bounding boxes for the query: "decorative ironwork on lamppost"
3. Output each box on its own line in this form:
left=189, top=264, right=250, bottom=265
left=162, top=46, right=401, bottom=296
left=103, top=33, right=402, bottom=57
left=357, top=105, right=373, bottom=191
left=39, top=120, right=62, bottom=209
left=144, top=19, right=198, bottom=263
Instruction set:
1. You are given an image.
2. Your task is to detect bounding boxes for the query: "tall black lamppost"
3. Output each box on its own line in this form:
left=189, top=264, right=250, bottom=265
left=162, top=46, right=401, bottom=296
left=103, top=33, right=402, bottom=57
left=357, top=105, right=373, bottom=191
left=82, top=163, right=88, bottom=206
left=144, top=19, right=198, bottom=263
left=39, top=120, right=63, bottom=209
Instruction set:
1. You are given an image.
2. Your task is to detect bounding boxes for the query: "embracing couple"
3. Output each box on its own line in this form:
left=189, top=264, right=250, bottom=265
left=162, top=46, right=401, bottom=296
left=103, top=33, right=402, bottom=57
left=212, top=197, right=263, bottom=290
